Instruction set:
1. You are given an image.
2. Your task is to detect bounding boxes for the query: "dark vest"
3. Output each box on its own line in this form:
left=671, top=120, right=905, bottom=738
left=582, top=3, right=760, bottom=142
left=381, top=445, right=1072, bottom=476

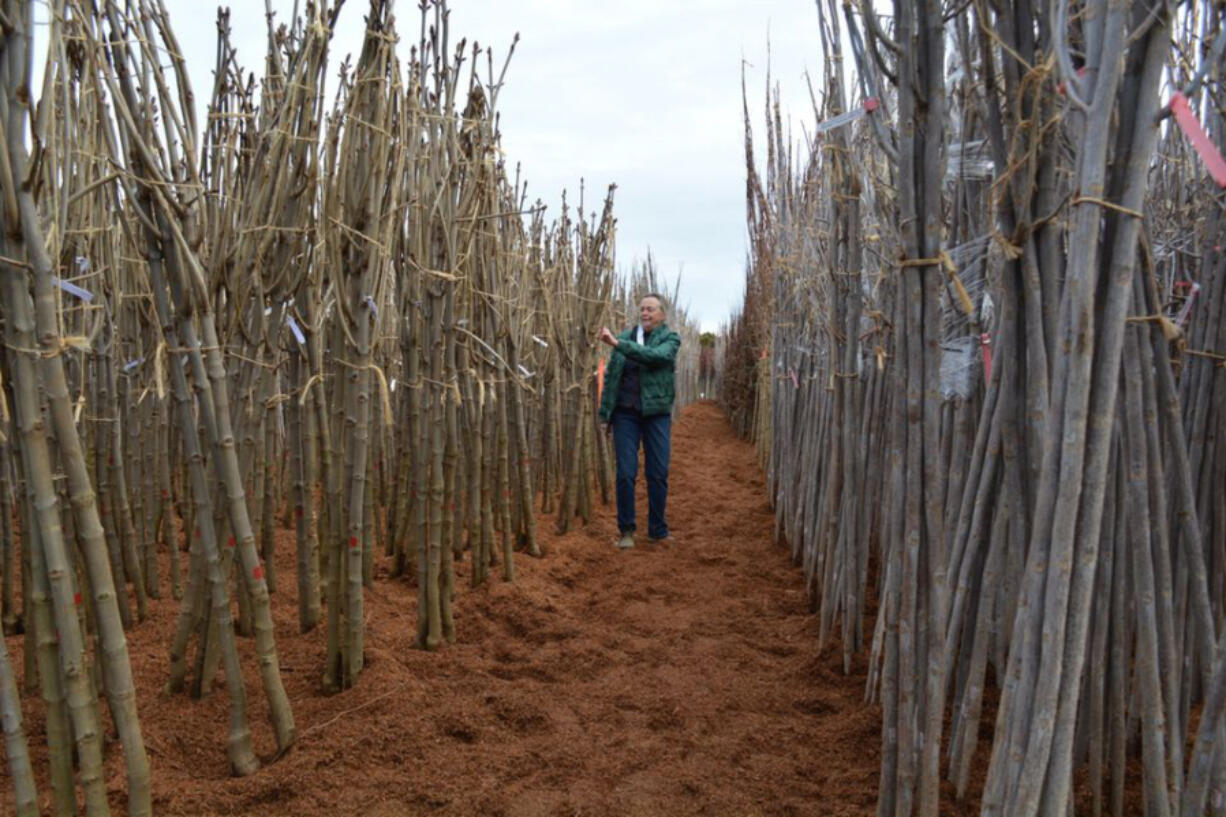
left=615, top=328, right=652, bottom=412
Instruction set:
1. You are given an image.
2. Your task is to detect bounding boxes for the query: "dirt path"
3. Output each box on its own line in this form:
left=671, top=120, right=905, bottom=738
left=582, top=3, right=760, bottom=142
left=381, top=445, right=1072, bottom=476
left=11, top=402, right=883, bottom=816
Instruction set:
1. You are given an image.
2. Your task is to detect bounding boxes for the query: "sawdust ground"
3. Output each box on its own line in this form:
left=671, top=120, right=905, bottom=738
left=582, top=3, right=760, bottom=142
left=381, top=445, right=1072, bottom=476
left=7, top=402, right=939, bottom=816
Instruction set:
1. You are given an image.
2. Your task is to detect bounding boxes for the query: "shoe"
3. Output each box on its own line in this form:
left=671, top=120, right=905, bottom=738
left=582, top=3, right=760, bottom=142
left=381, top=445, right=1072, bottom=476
left=648, top=534, right=672, bottom=546
left=616, top=533, right=635, bottom=550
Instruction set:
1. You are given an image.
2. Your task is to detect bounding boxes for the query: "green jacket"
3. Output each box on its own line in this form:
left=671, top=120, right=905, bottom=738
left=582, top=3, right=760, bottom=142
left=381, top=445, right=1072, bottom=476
left=599, top=324, right=681, bottom=422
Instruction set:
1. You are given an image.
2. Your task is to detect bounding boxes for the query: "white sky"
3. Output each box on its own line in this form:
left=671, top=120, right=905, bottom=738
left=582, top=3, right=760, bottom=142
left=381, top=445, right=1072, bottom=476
left=39, top=1, right=828, bottom=331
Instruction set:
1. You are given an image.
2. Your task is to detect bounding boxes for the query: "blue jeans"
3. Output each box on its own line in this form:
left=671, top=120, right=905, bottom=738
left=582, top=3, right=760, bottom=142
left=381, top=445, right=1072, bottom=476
left=611, top=409, right=671, bottom=538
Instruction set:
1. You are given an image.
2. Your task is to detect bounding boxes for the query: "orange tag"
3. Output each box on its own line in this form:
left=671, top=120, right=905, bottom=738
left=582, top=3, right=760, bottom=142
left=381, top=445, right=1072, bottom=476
left=597, top=358, right=606, bottom=404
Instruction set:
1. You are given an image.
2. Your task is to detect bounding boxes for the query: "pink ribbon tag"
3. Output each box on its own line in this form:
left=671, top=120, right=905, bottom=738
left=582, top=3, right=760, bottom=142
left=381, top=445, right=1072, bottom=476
left=1174, top=281, right=1201, bottom=328
left=1171, top=92, right=1226, bottom=188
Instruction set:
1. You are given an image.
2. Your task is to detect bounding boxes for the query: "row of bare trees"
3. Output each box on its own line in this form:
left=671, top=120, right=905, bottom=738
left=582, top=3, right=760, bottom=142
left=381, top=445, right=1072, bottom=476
left=726, top=0, right=1226, bottom=814
left=0, top=0, right=699, bottom=812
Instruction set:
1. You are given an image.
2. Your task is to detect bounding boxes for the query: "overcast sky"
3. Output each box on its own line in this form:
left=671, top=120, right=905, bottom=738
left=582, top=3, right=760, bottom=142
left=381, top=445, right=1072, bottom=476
left=43, top=2, right=827, bottom=331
